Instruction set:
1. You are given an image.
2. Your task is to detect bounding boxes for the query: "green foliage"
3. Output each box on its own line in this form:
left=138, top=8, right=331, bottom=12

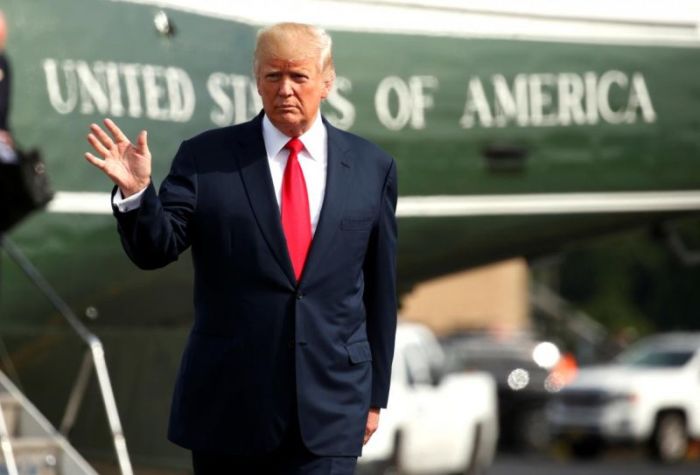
left=557, top=219, right=700, bottom=335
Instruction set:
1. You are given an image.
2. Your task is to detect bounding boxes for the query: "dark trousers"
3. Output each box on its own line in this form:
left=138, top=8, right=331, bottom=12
left=191, top=416, right=357, bottom=475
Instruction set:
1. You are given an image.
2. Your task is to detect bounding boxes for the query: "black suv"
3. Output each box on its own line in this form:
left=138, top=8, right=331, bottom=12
left=441, top=332, right=559, bottom=452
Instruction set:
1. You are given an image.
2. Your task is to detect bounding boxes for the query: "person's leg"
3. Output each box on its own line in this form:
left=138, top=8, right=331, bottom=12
left=275, top=414, right=357, bottom=475
left=191, top=449, right=278, bottom=474
left=278, top=452, right=357, bottom=475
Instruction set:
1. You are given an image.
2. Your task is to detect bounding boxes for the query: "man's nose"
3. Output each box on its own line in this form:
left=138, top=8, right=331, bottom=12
left=278, top=78, right=294, bottom=97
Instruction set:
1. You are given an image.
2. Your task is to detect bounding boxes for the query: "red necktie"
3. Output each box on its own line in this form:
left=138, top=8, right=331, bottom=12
left=281, top=137, right=312, bottom=281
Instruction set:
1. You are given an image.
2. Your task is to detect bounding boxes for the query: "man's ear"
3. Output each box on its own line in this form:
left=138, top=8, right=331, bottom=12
left=321, top=70, right=336, bottom=100
left=255, top=75, right=263, bottom=96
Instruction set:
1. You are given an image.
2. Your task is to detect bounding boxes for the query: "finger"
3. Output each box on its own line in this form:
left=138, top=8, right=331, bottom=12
left=363, top=426, right=373, bottom=444
left=84, top=152, right=106, bottom=170
left=87, top=133, right=110, bottom=158
left=136, top=130, right=149, bottom=155
left=103, top=118, right=129, bottom=144
left=90, top=123, right=115, bottom=150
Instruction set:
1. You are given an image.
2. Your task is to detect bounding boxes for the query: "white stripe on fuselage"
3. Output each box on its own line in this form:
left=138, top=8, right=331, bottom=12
left=111, top=0, right=700, bottom=47
left=47, top=190, right=700, bottom=217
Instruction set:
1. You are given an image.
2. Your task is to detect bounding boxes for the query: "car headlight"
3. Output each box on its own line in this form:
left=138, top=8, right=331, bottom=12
left=605, top=391, right=638, bottom=404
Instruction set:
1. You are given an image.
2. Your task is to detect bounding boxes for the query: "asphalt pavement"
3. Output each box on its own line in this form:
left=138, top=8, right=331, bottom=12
left=490, top=453, right=700, bottom=475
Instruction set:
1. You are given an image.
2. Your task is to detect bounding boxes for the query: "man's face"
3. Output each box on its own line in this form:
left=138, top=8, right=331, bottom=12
left=256, top=43, right=333, bottom=137
left=0, top=14, right=7, bottom=51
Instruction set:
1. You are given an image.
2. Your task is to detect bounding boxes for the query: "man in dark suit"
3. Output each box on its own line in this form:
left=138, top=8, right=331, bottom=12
left=0, top=10, right=14, bottom=159
left=85, top=22, right=397, bottom=474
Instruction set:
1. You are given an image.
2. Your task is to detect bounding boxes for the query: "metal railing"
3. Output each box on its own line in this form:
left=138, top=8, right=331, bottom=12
left=0, top=236, right=133, bottom=475
left=0, top=394, right=19, bottom=475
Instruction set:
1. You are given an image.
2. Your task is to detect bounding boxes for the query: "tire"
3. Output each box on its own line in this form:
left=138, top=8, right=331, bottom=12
left=387, top=431, right=402, bottom=475
left=514, top=407, right=551, bottom=452
left=461, top=425, right=483, bottom=475
left=650, top=412, right=688, bottom=463
left=569, top=436, right=604, bottom=460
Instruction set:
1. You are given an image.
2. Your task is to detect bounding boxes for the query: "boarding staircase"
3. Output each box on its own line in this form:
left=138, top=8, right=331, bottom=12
left=0, top=369, right=97, bottom=475
left=0, top=237, right=133, bottom=475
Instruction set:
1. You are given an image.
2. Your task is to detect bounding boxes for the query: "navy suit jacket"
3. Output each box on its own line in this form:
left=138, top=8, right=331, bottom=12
left=113, top=113, right=398, bottom=457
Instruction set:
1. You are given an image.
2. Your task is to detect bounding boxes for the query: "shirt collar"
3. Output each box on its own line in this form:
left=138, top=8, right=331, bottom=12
left=262, top=113, right=326, bottom=161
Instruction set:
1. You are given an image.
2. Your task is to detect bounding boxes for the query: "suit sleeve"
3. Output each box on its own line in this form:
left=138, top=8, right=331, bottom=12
left=0, top=55, right=11, bottom=132
left=363, top=158, right=398, bottom=408
left=112, top=140, right=197, bottom=269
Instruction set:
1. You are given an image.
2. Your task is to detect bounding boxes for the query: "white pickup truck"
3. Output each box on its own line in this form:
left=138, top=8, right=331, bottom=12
left=358, top=321, right=498, bottom=475
left=547, top=332, right=700, bottom=463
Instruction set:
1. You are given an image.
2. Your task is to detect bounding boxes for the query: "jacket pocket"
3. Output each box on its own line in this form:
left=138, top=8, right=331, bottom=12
left=346, top=340, right=372, bottom=364
left=340, top=216, right=374, bottom=230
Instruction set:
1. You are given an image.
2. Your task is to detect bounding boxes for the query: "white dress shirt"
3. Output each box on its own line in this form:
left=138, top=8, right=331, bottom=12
left=113, top=113, right=328, bottom=235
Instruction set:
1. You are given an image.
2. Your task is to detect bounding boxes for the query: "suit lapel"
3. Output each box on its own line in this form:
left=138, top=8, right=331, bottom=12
left=236, top=115, right=296, bottom=287
left=301, top=121, right=353, bottom=284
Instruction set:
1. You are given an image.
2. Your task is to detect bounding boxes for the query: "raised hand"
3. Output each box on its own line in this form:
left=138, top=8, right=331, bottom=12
left=85, top=118, right=151, bottom=197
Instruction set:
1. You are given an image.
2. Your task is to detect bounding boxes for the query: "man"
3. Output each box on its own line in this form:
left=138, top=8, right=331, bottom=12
left=85, top=23, right=397, bottom=474
left=0, top=10, right=15, bottom=163
left=0, top=9, right=17, bottom=235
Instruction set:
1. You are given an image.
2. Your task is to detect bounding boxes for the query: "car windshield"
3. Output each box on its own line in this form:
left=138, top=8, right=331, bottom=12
left=617, top=348, right=695, bottom=368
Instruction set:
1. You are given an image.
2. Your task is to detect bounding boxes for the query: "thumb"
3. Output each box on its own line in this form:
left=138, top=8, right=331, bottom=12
left=136, top=130, right=150, bottom=155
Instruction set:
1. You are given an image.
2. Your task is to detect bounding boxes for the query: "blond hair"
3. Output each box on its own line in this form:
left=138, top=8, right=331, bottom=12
left=254, top=22, right=334, bottom=76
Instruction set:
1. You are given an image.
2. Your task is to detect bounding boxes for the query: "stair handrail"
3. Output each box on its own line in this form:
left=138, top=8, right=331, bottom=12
left=0, top=396, right=19, bottom=475
left=0, top=236, right=133, bottom=475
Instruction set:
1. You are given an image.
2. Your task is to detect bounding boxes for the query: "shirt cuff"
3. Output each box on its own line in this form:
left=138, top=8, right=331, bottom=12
left=113, top=186, right=147, bottom=212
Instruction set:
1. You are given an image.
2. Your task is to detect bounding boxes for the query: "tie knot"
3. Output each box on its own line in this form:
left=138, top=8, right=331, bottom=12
left=285, top=137, right=304, bottom=155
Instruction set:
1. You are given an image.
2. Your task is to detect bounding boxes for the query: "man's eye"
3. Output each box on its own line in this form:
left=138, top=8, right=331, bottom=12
left=266, top=73, right=281, bottom=81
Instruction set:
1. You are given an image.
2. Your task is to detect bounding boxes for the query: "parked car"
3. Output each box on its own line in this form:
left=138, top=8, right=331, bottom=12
left=358, top=321, right=498, bottom=475
left=547, top=332, right=700, bottom=463
left=441, top=332, right=563, bottom=452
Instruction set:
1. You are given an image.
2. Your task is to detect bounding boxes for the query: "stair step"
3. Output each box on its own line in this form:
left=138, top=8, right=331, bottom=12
left=0, top=394, right=21, bottom=438
left=0, top=437, right=61, bottom=475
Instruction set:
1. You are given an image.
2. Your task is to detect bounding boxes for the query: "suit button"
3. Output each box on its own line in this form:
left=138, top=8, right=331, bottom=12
left=296, top=292, right=304, bottom=300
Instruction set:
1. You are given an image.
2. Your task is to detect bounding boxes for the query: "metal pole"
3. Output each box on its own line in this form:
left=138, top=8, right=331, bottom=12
left=90, top=339, right=133, bottom=475
left=61, top=350, right=94, bottom=436
left=0, top=399, right=18, bottom=475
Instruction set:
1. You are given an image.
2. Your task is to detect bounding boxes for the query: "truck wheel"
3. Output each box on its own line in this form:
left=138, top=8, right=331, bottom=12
left=462, top=425, right=483, bottom=475
left=570, top=436, right=603, bottom=459
left=387, top=431, right=402, bottom=475
left=515, top=407, right=551, bottom=452
left=650, top=412, right=688, bottom=463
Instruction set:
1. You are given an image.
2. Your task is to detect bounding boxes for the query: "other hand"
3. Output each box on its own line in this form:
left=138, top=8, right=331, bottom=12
left=85, top=118, right=151, bottom=197
left=363, top=407, right=380, bottom=445
left=0, top=130, right=13, bottom=148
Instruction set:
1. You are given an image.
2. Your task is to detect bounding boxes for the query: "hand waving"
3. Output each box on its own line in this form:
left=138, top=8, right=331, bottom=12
left=85, top=118, right=151, bottom=197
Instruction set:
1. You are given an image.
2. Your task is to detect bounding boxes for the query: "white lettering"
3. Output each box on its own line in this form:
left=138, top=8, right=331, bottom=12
left=207, top=73, right=259, bottom=126
left=230, top=75, right=250, bottom=124
left=142, top=65, right=169, bottom=120
left=598, top=70, right=628, bottom=125
left=408, top=76, right=439, bottom=129
left=375, top=76, right=412, bottom=131
left=584, top=72, right=599, bottom=125
left=207, top=73, right=234, bottom=126
left=104, top=62, right=125, bottom=117
left=492, top=74, right=528, bottom=127
left=43, top=59, right=78, bottom=115
left=325, top=76, right=356, bottom=130
left=557, top=73, right=586, bottom=126
left=460, top=77, right=492, bottom=128
left=627, top=72, right=656, bottom=123
left=461, top=70, right=655, bottom=129
left=165, top=67, right=195, bottom=122
left=76, top=61, right=110, bottom=115
left=529, top=73, right=557, bottom=127
left=120, top=64, right=143, bottom=118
